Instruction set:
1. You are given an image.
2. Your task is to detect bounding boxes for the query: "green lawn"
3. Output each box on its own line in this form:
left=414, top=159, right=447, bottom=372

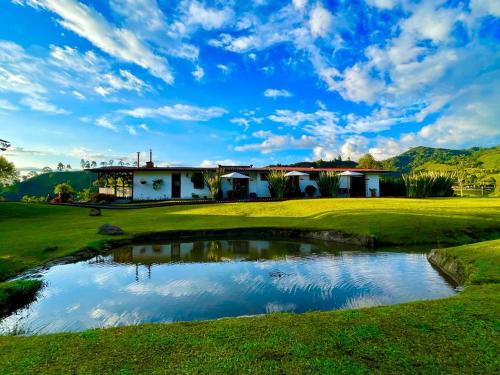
left=0, top=239, right=498, bottom=374
left=0, top=199, right=499, bottom=374
left=1, top=198, right=499, bottom=281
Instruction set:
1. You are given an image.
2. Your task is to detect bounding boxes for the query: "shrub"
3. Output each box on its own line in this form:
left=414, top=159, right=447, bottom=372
left=54, top=182, right=75, bottom=203
left=380, top=177, right=406, bottom=197
left=204, top=170, right=223, bottom=200
left=317, top=171, right=340, bottom=197
left=267, top=170, right=287, bottom=198
left=403, top=171, right=455, bottom=198
left=305, top=185, right=317, bottom=197
left=76, top=188, right=94, bottom=202
left=21, top=195, right=46, bottom=203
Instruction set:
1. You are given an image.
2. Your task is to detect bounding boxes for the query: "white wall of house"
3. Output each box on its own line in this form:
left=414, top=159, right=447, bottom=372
left=130, top=169, right=381, bottom=200
left=133, top=171, right=211, bottom=200
left=365, top=173, right=380, bottom=197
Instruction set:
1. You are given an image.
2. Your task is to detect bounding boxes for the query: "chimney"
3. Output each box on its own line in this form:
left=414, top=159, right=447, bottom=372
left=136, top=152, right=140, bottom=168
left=145, top=149, right=154, bottom=168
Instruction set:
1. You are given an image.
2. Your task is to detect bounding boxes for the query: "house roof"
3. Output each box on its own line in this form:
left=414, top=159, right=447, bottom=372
left=88, top=165, right=390, bottom=173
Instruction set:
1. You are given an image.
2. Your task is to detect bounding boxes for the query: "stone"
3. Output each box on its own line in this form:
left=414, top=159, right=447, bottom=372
left=89, top=208, right=101, bottom=216
left=98, top=223, right=124, bottom=235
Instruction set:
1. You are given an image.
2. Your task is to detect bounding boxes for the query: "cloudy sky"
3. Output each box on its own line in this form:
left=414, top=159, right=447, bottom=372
left=0, top=0, right=499, bottom=171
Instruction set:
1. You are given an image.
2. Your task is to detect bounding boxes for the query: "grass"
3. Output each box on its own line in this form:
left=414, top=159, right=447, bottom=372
left=0, top=280, right=42, bottom=317
left=0, top=240, right=498, bottom=374
left=1, top=198, right=499, bottom=281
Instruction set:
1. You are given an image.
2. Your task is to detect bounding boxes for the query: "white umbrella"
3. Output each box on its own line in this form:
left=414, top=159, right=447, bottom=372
left=221, top=172, right=250, bottom=179
left=339, top=171, right=363, bottom=177
left=284, top=171, right=309, bottom=177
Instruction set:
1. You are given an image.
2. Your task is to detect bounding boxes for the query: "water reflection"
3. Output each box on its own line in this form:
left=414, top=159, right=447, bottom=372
left=0, top=239, right=456, bottom=335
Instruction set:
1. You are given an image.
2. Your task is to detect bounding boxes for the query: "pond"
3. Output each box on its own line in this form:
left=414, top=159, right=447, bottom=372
left=0, top=239, right=457, bottom=335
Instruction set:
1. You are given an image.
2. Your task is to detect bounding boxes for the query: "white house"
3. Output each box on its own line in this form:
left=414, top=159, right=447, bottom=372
left=90, top=163, right=386, bottom=201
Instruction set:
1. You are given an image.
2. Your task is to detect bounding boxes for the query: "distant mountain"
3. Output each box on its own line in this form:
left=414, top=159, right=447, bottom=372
left=387, top=146, right=500, bottom=173
left=269, top=159, right=358, bottom=169
left=2, top=171, right=96, bottom=201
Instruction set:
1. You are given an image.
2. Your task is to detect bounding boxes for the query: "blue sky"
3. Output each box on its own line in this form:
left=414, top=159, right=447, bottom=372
left=0, top=0, right=499, bottom=171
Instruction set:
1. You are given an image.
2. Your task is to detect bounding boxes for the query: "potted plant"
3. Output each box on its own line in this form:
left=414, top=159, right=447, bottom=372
left=152, top=178, right=164, bottom=191
left=369, top=188, right=377, bottom=197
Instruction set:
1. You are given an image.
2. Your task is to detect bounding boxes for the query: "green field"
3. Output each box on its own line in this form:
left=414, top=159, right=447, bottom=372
left=0, top=199, right=499, bottom=374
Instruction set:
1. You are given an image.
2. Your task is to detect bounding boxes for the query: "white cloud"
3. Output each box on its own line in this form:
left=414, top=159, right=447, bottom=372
left=96, top=116, right=118, bottom=131
left=365, top=0, right=398, bottom=10
left=235, top=131, right=317, bottom=154
left=18, top=0, right=173, bottom=84
left=200, top=159, right=240, bottom=167
left=126, top=125, right=137, bottom=135
left=216, top=64, right=230, bottom=73
left=71, top=90, right=85, bottom=100
left=471, top=0, right=500, bottom=17
left=192, top=65, right=205, bottom=81
left=293, top=0, right=308, bottom=11
left=121, top=104, right=227, bottom=121
left=339, top=136, right=369, bottom=160
left=309, top=3, right=333, bottom=37
left=186, top=1, right=233, bottom=30
left=330, top=64, right=385, bottom=104
left=0, top=99, right=18, bottom=111
left=21, top=96, right=68, bottom=114
left=263, top=88, right=292, bottom=98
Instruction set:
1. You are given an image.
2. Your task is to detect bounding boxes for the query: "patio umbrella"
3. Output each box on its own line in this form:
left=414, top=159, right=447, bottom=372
left=220, top=172, right=250, bottom=179
left=338, top=171, right=363, bottom=177
left=221, top=172, right=250, bottom=199
left=284, top=171, right=309, bottom=177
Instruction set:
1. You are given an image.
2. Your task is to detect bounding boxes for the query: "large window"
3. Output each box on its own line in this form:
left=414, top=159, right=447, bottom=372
left=191, top=172, right=204, bottom=189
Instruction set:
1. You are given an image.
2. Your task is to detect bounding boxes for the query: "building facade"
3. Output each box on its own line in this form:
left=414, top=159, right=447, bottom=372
left=90, top=165, right=386, bottom=201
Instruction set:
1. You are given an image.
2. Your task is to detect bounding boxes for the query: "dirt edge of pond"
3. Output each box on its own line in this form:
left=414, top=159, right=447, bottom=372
left=427, top=249, right=467, bottom=285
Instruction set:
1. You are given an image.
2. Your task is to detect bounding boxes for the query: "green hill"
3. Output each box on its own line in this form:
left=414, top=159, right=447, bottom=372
left=2, top=171, right=96, bottom=201
left=383, top=146, right=499, bottom=173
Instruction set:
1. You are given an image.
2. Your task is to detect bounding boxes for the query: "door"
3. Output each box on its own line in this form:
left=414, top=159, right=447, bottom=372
left=172, top=173, right=181, bottom=198
left=350, top=176, right=366, bottom=197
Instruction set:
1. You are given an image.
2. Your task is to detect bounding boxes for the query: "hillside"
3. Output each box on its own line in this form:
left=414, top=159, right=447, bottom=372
left=2, top=171, right=96, bottom=201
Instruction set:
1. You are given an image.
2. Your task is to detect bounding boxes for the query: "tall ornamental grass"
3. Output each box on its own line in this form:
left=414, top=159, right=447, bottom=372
left=403, top=171, right=455, bottom=198
left=203, top=170, right=223, bottom=199
left=267, top=170, right=288, bottom=198
left=317, top=171, right=340, bottom=197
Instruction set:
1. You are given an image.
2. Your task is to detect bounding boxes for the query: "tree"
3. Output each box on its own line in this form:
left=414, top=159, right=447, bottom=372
left=41, top=166, right=52, bottom=173
left=108, top=160, right=114, bottom=166
left=357, top=153, right=383, bottom=169
left=203, top=169, right=223, bottom=199
left=453, top=156, right=469, bottom=197
left=56, top=162, right=65, bottom=171
left=54, top=182, right=75, bottom=202
left=66, top=164, right=72, bottom=170
left=90, top=161, right=97, bottom=168
left=80, top=159, right=86, bottom=169
left=0, top=155, right=17, bottom=185
left=26, top=170, right=38, bottom=179
left=100, top=161, right=108, bottom=167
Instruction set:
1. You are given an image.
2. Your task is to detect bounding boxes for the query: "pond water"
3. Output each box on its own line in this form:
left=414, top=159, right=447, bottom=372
left=0, top=239, right=457, bottom=335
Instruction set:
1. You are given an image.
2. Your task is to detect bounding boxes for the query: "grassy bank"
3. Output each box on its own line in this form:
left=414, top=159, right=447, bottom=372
left=1, top=198, right=499, bottom=281
left=0, top=280, right=42, bottom=318
left=0, top=240, right=498, bottom=374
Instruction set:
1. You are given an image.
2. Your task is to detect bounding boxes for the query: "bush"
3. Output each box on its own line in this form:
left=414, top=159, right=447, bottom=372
left=317, top=172, right=340, bottom=197
left=76, top=188, right=94, bottom=202
left=267, top=170, right=287, bottom=198
left=54, top=182, right=75, bottom=203
left=249, top=192, right=257, bottom=199
left=21, top=195, right=46, bottom=203
left=305, top=185, right=317, bottom=197
left=403, top=171, right=455, bottom=198
left=203, top=170, right=223, bottom=200
left=380, top=177, right=406, bottom=197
